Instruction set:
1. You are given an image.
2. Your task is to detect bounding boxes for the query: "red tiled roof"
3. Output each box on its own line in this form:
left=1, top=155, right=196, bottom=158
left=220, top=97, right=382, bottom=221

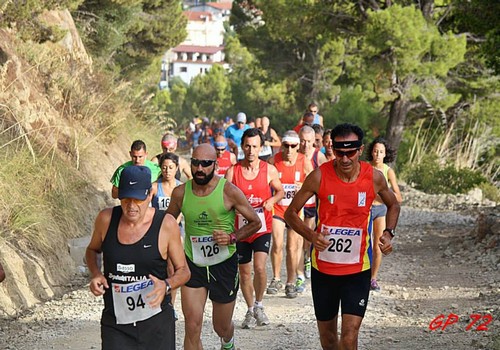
left=207, top=2, right=232, bottom=11
left=173, top=45, right=224, bottom=54
left=183, top=11, right=213, bottom=21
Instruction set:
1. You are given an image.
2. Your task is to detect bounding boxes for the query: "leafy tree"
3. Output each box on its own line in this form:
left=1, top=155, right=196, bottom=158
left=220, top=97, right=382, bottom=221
left=74, top=0, right=186, bottom=75
left=224, top=34, right=296, bottom=132
left=231, top=0, right=348, bottom=112
left=166, top=77, right=189, bottom=123
left=183, top=65, right=233, bottom=120
left=353, top=4, right=466, bottom=154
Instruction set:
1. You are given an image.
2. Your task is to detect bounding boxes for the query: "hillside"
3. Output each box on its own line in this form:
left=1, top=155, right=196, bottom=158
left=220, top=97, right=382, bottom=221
left=0, top=10, right=147, bottom=316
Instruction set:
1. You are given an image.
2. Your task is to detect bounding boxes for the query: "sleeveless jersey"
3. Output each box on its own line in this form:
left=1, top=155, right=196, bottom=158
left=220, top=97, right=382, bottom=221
left=102, top=206, right=168, bottom=324
left=182, top=178, right=236, bottom=267
left=273, top=152, right=307, bottom=218
left=152, top=178, right=182, bottom=211
left=232, top=160, right=273, bottom=242
left=216, top=150, right=233, bottom=176
left=313, top=161, right=376, bottom=276
left=259, top=128, right=273, bottom=157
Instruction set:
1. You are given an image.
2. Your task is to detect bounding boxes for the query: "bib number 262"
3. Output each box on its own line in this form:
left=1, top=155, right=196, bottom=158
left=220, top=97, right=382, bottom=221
left=327, top=238, right=352, bottom=253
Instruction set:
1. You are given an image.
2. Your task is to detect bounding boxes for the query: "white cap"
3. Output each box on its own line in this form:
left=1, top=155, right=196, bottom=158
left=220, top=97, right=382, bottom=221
left=236, top=112, right=247, bottom=123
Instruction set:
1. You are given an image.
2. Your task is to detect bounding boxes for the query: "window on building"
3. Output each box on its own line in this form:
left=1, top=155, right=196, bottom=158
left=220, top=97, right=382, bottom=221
left=180, top=67, right=187, bottom=73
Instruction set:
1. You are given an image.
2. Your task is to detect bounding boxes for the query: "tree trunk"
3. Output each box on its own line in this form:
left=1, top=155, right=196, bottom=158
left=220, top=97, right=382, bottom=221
left=385, top=97, right=412, bottom=162
left=419, top=0, right=435, bottom=21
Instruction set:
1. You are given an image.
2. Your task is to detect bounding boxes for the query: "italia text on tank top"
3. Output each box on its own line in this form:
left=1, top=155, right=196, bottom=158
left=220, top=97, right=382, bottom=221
left=232, top=160, right=273, bottom=242
left=102, top=206, right=168, bottom=324
left=273, top=152, right=307, bottom=213
left=181, top=178, right=236, bottom=267
left=313, top=161, right=376, bottom=276
left=216, top=150, right=233, bottom=176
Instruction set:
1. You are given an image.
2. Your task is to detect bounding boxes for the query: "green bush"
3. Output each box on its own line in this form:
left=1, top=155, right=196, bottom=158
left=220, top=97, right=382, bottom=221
left=479, top=182, right=500, bottom=202
left=404, top=156, right=486, bottom=194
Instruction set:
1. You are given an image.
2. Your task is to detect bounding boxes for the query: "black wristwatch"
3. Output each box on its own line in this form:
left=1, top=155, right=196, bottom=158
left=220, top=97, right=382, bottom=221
left=383, top=228, right=395, bottom=238
left=165, top=279, right=172, bottom=295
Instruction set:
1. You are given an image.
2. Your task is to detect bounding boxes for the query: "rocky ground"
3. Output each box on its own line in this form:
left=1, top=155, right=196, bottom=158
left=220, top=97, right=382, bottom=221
left=0, top=195, right=498, bottom=349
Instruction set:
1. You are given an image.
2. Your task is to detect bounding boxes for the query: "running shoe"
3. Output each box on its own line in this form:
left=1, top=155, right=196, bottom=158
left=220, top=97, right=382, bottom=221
left=254, top=306, right=270, bottom=326
left=285, top=283, right=298, bottom=299
left=370, top=279, right=381, bottom=292
left=295, top=277, right=306, bottom=293
left=266, top=278, right=283, bottom=295
left=221, top=338, right=236, bottom=350
left=241, top=310, right=256, bottom=329
left=304, top=258, right=311, bottom=279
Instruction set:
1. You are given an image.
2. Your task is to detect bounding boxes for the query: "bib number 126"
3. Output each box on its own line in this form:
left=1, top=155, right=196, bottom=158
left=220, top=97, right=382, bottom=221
left=200, top=243, right=220, bottom=257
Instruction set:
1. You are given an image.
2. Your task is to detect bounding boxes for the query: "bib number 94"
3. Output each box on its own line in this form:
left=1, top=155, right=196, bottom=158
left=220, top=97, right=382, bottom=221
left=126, top=294, right=146, bottom=311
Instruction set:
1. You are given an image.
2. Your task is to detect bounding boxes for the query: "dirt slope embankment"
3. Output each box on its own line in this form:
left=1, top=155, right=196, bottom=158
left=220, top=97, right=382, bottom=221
left=0, top=10, right=129, bottom=317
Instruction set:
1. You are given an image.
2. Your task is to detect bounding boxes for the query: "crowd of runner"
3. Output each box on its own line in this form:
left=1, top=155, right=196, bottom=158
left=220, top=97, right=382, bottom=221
left=86, top=103, right=402, bottom=350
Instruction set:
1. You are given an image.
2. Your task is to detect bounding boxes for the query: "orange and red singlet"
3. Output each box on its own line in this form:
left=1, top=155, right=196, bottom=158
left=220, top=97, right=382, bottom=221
left=232, top=160, right=273, bottom=243
left=273, top=152, right=307, bottom=219
left=313, top=161, right=376, bottom=276
left=216, top=150, right=233, bottom=176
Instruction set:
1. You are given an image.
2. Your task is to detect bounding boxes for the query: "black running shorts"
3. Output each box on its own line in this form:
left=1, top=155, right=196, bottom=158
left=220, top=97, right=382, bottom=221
left=236, top=233, right=271, bottom=264
left=185, top=253, right=239, bottom=303
left=311, top=268, right=371, bottom=320
left=101, top=300, right=175, bottom=350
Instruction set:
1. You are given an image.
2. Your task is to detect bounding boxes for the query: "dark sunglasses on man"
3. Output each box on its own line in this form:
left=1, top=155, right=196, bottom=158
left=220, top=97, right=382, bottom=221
left=191, top=158, right=216, bottom=167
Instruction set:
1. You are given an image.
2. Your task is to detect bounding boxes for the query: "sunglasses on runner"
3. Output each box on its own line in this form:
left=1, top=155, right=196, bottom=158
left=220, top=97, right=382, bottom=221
left=283, top=143, right=298, bottom=149
left=333, top=148, right=360, bottom=158
left=191, top=158, right=216, bottom=167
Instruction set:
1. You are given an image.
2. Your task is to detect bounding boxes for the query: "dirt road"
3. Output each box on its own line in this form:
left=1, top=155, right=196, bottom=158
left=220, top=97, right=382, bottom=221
left=1, top=207, right=498, bottom=349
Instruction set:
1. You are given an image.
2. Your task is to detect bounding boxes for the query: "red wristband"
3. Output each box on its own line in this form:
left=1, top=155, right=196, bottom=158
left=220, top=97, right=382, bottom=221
left=229, top=233, right=237, bottom=244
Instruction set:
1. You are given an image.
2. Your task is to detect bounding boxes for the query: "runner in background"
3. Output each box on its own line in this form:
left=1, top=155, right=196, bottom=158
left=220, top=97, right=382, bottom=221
left=367, top=136, right=403, bottom=291
left=225, top=112, right=250, bottom=161
left=151, top=133, right=192, bottom=181
left=267, top=130, right=313, bottom=299
left=322, top=129, right=335, bottom=161
left=225, top=128, right=284, bottom=329
left=110, top=140, right=161, bottom=199
left=214, top=135, right=236, bottom=177
left=296, top=126, right=326, bottom=293
left=166, top=144, right=261, bottom=350
left=258, top=116, right=281, bottom=161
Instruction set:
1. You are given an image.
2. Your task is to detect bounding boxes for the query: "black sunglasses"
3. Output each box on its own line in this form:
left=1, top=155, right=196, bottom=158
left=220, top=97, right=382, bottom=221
left=215, top=148, right=226, bottom=152
left=283, top=143, right=298, bottom=149
left=333, top=148, right=360, bottom=158
left=191, top=158, right=216, bottom=167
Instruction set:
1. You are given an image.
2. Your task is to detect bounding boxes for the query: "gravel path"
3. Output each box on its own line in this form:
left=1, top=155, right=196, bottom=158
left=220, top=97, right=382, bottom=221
left=1, top=207, right=498, bottom=349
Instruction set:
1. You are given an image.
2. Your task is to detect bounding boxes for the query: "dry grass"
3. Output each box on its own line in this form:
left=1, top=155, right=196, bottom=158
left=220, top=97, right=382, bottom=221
left=407, top=116, right=499, bottom=182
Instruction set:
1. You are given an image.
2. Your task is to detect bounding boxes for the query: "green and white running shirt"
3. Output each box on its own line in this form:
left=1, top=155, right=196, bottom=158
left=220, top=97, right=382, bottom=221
left=182, top=178, right=236, bottom=267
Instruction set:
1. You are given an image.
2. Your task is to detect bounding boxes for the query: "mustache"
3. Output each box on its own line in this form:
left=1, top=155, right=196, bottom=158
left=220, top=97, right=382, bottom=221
left=195, top=171, right=206, bottom=177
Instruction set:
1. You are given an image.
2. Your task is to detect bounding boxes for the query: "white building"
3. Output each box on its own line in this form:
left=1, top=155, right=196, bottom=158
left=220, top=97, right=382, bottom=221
left=160, top=2, right=232, bottom=87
